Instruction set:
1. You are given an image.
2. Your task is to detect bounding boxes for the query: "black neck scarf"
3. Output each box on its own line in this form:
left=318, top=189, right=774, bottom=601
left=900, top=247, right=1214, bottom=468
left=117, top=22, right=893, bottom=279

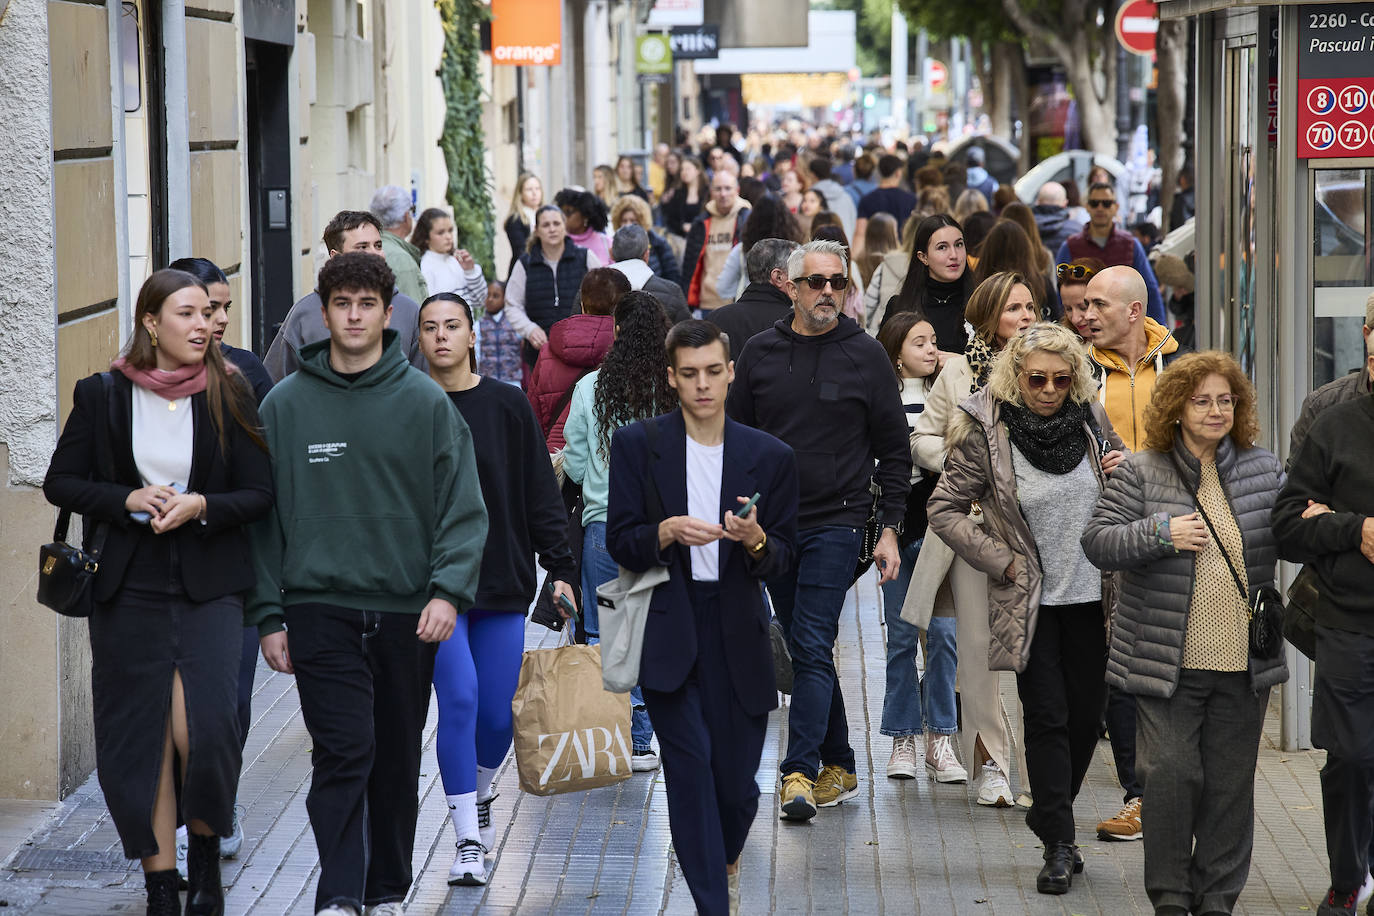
left=1001, top=400, right=1091, bottom=474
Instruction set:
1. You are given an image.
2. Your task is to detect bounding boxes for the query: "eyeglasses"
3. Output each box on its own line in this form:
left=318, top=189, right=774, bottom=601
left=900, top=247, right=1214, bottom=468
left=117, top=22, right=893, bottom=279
left=792, top=274, right=849, bottom=291
left=1056, top=263, right=1097, bottom=281
left=1087, top=199, right=1116, bottom=209
left=1189, top=395, right=1237, bottom=411
left=1022, top=371, right=1073, bottom=391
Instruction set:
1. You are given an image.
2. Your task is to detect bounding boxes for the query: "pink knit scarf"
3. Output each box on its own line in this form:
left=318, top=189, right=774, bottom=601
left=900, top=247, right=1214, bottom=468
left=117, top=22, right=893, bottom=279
left=111, top=357, right=212, bottom=400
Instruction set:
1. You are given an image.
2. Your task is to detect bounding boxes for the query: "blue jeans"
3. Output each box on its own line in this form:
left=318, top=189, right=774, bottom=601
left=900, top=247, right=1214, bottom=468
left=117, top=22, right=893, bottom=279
left=768, top=525, right=863, bottom=780
left=581, top=521, right=654, bottom=753
left=878, top=538, right=958, bottom=737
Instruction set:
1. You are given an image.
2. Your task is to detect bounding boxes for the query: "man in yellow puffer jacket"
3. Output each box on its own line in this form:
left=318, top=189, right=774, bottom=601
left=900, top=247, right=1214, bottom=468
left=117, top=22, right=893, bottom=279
left=1081, top=266, right=1186, bottom=453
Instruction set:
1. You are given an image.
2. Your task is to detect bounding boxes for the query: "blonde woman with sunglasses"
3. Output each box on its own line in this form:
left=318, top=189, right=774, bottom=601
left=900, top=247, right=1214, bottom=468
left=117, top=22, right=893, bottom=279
left=928, top=322, right=1125, bottom=897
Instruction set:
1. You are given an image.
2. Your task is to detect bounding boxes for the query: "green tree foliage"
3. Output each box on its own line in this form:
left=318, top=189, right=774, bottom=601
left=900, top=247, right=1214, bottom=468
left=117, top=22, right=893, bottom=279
left=895, top=0, right=1017, bottom=46
left=436, top=0, right=495, bottom=278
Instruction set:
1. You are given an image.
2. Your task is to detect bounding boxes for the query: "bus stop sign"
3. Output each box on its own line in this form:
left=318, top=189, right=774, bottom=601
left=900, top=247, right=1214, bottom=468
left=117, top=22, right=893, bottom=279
left=1114, top=0, right=1158, bottom=56
left=1297, top=4, right=1374, bottom=157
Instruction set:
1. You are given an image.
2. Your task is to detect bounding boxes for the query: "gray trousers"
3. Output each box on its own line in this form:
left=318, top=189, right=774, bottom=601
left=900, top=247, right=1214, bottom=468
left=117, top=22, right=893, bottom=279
left=1136, top=669, right=1269, bottom=915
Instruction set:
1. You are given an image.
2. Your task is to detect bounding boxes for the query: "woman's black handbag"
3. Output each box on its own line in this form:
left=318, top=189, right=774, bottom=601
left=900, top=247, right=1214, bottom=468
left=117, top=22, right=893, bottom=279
left=37, top=510, right=107, bottom=618
left=1189, top=497, right=1286, bottom=661
left=37, top=372, right=114, bottom=619
left=852, top=479, right=882, bottom=583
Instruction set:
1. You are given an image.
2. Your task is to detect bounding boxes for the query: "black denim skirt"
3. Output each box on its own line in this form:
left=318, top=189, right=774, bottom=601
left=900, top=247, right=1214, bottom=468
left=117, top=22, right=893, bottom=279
left=88, top=556, right=243, bottom=860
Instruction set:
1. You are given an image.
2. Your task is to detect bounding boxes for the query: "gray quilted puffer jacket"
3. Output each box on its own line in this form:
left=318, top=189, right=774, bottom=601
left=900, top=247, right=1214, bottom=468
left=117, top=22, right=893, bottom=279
left=1081, top=434, right=1289, bottom=698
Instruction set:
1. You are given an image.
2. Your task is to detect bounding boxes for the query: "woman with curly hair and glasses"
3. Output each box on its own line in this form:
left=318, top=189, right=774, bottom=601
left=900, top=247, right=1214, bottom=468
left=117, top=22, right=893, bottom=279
left=562, top=290, right=678, bottom=770
left=1082, top=351, right=1287, bottom=916
left=928, top=322, right=1125, bottom=896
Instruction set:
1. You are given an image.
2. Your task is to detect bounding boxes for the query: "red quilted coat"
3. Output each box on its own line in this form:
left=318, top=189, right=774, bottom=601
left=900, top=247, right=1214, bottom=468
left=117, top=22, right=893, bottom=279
left=527, top=314, right=614, bottom=452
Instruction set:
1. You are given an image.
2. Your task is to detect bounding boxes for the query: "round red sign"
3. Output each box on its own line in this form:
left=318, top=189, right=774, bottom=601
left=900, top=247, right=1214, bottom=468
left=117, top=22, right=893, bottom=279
left=1115, top=0, right=1158, bottom=57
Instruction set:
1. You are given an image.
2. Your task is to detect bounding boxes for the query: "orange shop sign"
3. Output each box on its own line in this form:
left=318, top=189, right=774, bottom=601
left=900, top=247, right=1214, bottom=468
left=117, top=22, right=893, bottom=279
left=491, top=0, right=562, bottom=65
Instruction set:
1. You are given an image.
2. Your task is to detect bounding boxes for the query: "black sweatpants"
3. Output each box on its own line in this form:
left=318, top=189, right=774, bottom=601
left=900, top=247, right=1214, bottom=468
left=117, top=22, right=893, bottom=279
left=1015, top=601, right=1107, bottom=846
left=1313, top=625, right=1374, bottom=896
left=285, top=603, right=437, bottom=913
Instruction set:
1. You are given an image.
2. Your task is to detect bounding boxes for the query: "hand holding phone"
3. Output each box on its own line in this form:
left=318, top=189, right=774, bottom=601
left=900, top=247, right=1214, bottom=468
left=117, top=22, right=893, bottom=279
left=735, top=492, right=761, bottom=520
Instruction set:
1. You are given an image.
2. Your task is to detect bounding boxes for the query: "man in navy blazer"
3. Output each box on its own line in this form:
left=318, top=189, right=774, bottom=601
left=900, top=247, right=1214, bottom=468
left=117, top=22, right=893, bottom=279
left=606, top=320, right=798, bottom=916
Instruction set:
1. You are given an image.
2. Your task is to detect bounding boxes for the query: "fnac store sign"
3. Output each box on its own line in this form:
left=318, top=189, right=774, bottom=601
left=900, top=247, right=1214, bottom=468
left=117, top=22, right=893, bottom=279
left=491, top=0, right=562, bottom=65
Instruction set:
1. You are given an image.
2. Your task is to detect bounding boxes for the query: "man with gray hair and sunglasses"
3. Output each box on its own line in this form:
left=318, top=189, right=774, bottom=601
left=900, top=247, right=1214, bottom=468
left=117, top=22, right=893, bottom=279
left=726, top=238, right=911, bottom=820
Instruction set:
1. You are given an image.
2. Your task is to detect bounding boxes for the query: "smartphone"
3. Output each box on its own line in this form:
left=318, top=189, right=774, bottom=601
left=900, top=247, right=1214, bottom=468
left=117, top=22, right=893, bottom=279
left=548, top=580, right=579, bottom=619
left=130, top=482, right=185, bottom=523
left=736, top=491, right=762, bottom=519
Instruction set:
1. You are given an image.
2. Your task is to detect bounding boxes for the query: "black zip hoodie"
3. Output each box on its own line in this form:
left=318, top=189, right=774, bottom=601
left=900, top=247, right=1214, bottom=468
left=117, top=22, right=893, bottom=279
left=726, top=314, right=911, bottom=530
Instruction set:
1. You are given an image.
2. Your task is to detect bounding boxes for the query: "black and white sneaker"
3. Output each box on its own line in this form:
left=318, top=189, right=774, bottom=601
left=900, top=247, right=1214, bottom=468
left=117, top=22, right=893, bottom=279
left=631, top=749, right=660, bottom=772
left=448, top=839, right=487, bottom=886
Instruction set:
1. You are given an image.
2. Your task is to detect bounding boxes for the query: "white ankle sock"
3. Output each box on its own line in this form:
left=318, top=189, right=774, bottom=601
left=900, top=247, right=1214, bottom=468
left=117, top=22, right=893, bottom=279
left=446, top=792, right=478, bottom=843
left=476, top=765, right=499, bottom=801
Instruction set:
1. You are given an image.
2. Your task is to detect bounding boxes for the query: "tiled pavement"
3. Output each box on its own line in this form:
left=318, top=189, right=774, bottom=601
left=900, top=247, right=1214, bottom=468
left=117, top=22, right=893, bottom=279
left=0, top=571, right=1332, bottom=914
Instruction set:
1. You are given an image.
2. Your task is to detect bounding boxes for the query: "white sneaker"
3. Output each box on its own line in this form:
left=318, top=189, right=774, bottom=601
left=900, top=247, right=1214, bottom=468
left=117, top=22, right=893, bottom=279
left=315, top=907, right=359, bottom=916
left=366, top=905, right=404, bottom=916
left=477, top=792, right=498, bottom=852
left=220, top=805, right=245, bottom=858
left=886, top=736, right=919, bottom=779
left=631, top=749, right=660, bottom=772
left=175, top=824, right=189, bottom=881
left=448, top=838, right=488, bottom=886
left=924, top=735, right=969, bottom=784
left=976, top=763, right=1013, bottom=807
left=1357, top=870, right=1374, bottom=909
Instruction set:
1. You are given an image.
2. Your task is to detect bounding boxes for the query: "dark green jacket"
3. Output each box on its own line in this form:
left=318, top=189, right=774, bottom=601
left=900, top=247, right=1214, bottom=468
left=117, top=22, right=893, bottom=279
left=247, top=330, right=488, bottom=635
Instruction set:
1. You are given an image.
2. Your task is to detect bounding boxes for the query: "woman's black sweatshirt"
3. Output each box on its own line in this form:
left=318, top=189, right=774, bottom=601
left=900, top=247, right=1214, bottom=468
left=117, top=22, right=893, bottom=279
left=447, top=378, right=577, bottom=612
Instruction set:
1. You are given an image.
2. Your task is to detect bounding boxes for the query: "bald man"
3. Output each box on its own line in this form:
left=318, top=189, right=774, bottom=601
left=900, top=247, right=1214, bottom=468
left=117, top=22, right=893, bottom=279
left=1078, top=264, right=1188, bottom=847
left=1033, top=181, right=1083, bottom=254
left=681, top=171, right=752, bottom=315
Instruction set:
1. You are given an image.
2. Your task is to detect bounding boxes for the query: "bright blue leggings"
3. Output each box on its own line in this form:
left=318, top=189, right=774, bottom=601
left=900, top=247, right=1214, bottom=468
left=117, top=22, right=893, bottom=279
left=433, top=609, right=527, bottom=796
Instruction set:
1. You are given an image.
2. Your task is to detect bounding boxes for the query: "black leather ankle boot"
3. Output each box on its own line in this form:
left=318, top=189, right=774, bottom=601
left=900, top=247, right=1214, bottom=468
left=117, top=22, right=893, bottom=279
left=1036, top=841, right=1075, bottom=895
left=184, top=832, right=224, bottom=915
left=144, top=868, right=181, bottom=916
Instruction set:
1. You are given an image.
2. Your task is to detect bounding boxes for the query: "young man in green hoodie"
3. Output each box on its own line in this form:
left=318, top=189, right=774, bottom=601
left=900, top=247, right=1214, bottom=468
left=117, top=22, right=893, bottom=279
left=248, top=252, right=488, bottom=916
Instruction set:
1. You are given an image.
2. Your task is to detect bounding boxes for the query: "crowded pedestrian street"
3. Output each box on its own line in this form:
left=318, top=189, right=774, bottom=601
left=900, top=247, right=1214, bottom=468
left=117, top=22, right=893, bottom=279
left=0, top=571, right=1333, bottom=914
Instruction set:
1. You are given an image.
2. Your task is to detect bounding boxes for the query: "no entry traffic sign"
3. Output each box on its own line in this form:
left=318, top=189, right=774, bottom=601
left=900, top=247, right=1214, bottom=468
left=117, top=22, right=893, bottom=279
left=1115, top=0, right=1158, bottom=57
left=1296, top=4, right=1374, bottom=157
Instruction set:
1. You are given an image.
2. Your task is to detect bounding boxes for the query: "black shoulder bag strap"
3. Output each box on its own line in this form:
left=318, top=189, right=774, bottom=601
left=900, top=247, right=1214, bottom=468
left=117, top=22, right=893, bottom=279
left=55, top=373, right=116, bottom=556
left=1169, top=450, right=1249, bottom=604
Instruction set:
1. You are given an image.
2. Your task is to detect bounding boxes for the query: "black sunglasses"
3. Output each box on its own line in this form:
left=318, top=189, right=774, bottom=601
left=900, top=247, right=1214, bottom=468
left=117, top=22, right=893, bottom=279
left=792, top=274, right=849, bottom=291
left=1056, top=263, right=1097, bottom=281
left=1087, top=198, right=1116, bottom=209
left=1023, top=371, right=1073, bottom=391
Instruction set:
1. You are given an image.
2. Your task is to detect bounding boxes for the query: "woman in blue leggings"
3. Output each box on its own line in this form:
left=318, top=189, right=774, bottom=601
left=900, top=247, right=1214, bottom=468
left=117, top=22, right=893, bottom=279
left=420, top=293, right=577, bottom=886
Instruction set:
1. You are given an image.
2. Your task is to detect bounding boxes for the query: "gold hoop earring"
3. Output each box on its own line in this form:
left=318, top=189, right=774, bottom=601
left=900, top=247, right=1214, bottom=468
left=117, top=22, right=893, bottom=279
left=149, top=327, right=158, bottom=348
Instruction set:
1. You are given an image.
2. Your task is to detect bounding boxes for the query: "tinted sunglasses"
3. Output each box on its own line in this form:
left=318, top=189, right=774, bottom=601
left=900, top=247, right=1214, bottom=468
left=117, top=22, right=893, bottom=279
left=792, top=274, right=849, bottom=291
left=1087, top=198, right=1116, bottom=209
left=1022, top=371, right=1073, bottom=391
left=1056, top=263, right=1097, bottom=281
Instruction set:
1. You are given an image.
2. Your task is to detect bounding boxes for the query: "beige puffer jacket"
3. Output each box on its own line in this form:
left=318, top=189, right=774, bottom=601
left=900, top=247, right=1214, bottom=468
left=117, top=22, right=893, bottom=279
left=926, top=387, right=1123, bottom=673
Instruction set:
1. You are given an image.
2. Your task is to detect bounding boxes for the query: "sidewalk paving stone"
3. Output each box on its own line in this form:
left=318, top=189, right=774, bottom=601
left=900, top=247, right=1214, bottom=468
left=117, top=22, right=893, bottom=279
left=0, top=571, right=1330, bottom=914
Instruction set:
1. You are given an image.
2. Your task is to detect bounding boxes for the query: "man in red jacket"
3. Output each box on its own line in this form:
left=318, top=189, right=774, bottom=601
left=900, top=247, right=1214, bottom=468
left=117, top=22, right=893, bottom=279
left=526, top=268, right=625, bottom=451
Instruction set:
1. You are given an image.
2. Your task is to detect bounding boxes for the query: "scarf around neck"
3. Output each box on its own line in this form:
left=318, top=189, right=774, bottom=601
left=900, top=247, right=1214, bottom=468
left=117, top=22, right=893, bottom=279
left=964, top=335, right=996, bottom=393
left=111, top=357, right=218, bottom=400
left=1001, top=399, right=1090, bottom=474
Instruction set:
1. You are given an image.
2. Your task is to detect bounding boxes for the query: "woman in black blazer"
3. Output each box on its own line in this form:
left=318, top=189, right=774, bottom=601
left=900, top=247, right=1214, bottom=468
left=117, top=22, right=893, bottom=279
left=43, top=269, right=273, bottom=916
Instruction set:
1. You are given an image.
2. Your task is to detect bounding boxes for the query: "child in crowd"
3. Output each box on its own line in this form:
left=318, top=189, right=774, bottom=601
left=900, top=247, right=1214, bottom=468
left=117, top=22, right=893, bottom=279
left=477, top=281, right=523, bottom=386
